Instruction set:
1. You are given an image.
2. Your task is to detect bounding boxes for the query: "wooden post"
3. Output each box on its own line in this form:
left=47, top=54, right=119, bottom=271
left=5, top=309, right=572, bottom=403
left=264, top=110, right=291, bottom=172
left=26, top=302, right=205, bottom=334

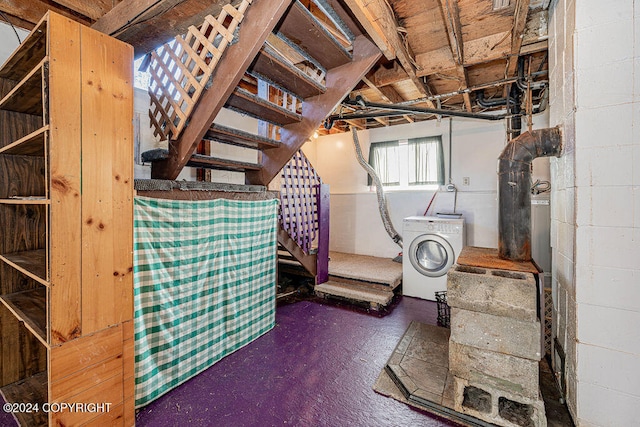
left=316, top=183, right=330, bottom=284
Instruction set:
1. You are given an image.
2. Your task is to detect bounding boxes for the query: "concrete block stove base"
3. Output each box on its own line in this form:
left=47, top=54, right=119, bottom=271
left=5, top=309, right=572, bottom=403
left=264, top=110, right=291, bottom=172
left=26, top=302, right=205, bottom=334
left=381, top=321, right=573, bottom=427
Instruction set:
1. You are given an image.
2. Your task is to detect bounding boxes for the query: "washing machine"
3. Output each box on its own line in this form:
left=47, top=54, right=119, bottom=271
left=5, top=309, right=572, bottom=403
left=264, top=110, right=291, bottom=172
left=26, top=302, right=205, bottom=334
left=402, top=216, right=465, bottom=300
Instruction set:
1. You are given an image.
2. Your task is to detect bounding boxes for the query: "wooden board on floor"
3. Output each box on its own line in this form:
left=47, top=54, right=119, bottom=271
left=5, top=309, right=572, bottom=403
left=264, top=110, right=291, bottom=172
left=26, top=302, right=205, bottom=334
left=0, top=371, right=47, bottom=427
left=456, top=246, right=539, bottom=274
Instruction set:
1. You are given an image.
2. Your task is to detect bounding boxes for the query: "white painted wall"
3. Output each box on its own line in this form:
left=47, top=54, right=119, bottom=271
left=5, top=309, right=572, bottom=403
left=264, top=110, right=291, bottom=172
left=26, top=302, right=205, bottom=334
left=306, top=113, right=550, bottom=258
left=549, top=0, right=640, bottom=424
left=0, top=23, right=27, bottom=66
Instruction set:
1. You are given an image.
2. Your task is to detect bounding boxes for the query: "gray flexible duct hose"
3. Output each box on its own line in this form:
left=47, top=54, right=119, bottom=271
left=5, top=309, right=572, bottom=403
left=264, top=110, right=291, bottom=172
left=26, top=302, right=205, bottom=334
left=350, top=127, right=402, bottom=248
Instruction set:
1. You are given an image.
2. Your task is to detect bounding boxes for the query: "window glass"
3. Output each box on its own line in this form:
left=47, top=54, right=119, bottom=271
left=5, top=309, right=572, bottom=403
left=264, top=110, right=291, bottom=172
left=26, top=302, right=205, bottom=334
left=368, top=136, right=444, bottom=188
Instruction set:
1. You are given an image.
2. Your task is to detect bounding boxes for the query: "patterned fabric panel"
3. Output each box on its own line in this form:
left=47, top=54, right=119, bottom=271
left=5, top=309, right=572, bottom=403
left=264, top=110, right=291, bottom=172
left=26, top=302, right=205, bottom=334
left=133, top=196, right=278, bottom=407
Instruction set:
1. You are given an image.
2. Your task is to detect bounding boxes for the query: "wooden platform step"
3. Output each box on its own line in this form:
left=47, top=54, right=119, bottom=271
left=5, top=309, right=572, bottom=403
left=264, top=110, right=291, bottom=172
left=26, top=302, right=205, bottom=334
left=225, top=87, right=303, bottom=126
left=315, top=280, right=395, bottom=311
left=205, top=123, right=280, bottom=150
left=278, top=1, right=353, bottom=70
left=251, top=43, right=326, bottom=99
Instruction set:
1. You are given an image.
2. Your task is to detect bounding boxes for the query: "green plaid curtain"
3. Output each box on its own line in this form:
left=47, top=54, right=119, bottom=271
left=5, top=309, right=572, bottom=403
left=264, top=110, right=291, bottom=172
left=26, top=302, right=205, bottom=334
left=133, top=196, right=278, bottom=407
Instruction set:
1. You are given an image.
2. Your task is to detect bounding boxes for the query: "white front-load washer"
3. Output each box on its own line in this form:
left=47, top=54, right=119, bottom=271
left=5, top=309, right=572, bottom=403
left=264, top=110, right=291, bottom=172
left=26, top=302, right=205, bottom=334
left=402, top=216, right=465, bottom=300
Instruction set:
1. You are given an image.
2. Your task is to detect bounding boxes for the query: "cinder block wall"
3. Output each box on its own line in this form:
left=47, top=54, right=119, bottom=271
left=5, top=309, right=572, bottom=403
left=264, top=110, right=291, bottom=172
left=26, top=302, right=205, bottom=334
left=549, top=0, right=640, bottom=424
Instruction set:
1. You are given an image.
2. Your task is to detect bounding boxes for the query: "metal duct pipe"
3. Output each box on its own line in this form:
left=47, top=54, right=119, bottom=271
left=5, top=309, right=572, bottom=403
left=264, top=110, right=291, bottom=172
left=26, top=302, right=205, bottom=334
left=475, top=90, right=516, bottom=108
left=342, top=98, right=507, bottom=121
left=498, top=127, right=562, bottom=261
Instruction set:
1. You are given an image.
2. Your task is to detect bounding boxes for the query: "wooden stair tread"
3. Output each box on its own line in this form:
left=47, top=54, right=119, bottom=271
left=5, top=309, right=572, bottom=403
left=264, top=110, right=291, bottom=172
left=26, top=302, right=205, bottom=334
left=142, top=148, right=262, bottom=172
left=251, top=44, right=326, bottom=99
left=205, top=123, right=280, bottom=150
left=186, top=154, right=262, bottom=171
left=226, top=87, right=302, bottom=126
left=278, top=1, right=352, bottom=70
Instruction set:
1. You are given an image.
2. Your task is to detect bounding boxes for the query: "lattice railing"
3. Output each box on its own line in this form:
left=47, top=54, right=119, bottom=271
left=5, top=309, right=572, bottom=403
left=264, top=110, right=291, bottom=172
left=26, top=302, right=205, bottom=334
left=279, top=149, right=330, bottom=283
left=280, top=150, right=321, bottom=254
left=148, top=0, right=252, bottom=141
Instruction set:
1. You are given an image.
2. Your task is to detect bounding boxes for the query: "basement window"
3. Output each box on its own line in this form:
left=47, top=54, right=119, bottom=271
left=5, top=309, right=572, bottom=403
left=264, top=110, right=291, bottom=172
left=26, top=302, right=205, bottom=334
left=368, top=136, right=444, bottom=190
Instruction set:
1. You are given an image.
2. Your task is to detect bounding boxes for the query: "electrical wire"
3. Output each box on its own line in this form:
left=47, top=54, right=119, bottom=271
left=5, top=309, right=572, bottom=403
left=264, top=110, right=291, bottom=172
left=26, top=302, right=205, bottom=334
left=531, top=179, right=551, bottom=194
left=0, top=11, right=22, bottom=45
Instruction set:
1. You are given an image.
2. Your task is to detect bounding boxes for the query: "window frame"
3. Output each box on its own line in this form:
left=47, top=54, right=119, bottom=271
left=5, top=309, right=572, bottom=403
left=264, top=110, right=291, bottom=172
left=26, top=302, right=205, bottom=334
left=367, top=135, right=445, bottom=190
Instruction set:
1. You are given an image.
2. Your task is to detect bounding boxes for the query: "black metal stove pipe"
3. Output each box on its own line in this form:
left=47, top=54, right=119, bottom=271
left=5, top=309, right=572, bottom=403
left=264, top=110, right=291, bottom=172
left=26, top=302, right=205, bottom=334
left=498, top=127, right=562, bottom=261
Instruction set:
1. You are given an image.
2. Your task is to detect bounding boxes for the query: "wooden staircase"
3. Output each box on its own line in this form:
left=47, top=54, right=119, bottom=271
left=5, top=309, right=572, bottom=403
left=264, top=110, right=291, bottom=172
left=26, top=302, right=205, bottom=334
left=145, top=0, right=381, bottom=186
left=142, top=0, right=380, bottom=283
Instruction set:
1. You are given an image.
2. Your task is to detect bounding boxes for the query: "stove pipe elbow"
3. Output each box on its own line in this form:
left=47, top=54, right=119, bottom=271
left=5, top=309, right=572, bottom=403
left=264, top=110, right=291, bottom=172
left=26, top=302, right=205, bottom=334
left=498, top=127, right=562, bottom=261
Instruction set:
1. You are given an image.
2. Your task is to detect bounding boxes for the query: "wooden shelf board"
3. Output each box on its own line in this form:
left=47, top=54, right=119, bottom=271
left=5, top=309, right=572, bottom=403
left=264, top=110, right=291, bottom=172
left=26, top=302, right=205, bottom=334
left=0, top=17, right=47, bottom=81
left=0, top=126, right=48, bottom=156
left=226, top=87, right=302, bottom=126
left=0, top=371, right=48, bottom=427
left=205, top=123, right=280, bottom=150
left=0, top=58, right=46, bottom=115
left=278, top=1, right=352, bottom=70
left=0, top=249, right=48, bottom=285
left=0, top=197, right=49, bottom=205
left=0, top=288, right=48, bottom=346
left=251, top=46, right=326, bottom=99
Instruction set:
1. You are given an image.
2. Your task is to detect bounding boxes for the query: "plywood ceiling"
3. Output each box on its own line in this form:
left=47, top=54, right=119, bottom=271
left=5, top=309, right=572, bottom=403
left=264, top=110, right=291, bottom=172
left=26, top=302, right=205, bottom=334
left=1, top=0, right=550, bottom=133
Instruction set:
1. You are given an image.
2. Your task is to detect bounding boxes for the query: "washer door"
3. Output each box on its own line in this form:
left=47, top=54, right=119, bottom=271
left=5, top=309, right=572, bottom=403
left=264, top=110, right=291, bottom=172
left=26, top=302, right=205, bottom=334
left=408, top=234, right=455, bottom=278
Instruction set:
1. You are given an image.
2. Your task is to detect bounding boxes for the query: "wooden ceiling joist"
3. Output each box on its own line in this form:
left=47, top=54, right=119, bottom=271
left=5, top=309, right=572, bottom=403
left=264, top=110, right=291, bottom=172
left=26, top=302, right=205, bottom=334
left=0, top=0, right=92, bottom=29
left=505, top=0, right=532, bottom=77
left=343, top=0, right=435, bottom=107
left=437, top=0, right=472, bottom=112
left=93, top=0, right=243, bottom=57
left=53, top=0, right=115, bottom=21
left=361, top=74, right=413, bottom=124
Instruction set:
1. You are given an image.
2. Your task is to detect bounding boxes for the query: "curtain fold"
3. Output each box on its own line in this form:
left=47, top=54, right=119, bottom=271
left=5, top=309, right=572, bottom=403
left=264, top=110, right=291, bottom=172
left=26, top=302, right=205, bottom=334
left=409, top=136, right=444, bottom=185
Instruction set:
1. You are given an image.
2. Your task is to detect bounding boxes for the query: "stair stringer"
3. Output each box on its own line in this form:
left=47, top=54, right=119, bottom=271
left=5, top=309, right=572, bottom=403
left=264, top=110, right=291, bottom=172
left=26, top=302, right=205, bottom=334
left=277, top=226, right=317, bottom=278
left=151, top=0, right=294, bottom=180
left=245, top=35, right=382, bottom=186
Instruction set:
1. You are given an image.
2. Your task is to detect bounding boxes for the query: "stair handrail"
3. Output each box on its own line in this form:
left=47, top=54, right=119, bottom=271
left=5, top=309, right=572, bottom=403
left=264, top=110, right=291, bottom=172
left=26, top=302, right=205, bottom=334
left=279, top=149, right=329, bottom=283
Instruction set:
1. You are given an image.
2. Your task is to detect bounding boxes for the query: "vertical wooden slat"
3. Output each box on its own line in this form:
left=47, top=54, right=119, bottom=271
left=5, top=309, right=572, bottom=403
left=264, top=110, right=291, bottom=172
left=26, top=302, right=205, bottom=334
left=80, top=26, right=134, bottom=334
left=48, top=11, right=82, bottom=345
left=316, top=183, right=330, bottom=284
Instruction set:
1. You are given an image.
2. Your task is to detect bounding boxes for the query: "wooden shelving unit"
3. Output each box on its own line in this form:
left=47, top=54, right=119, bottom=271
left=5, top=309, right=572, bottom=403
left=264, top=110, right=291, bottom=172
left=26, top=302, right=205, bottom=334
left=0, top=12, right=134, bottom=426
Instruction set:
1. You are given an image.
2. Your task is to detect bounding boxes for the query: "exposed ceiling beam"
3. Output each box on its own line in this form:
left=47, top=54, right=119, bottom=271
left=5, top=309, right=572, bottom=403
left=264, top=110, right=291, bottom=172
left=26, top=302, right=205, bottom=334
left=343, top=0, right=435, bottom=107
left=439, top=0, right=463, bottom=65
left=362, top=75, right=413, bottom=123
left=92, top=0, right=161, bottom=36
left=93, top=0, right=241, bottom=57
left=54, top=0, right=115, bottom=21
left=437, top=0, right=472, bottom=112
left=344, top=119, right=367, bottom=130
left=341, top=0, right=395, bottom=60
left=370, top=62, right=406, bottom=86
left=0, top=0, right=92, bottom=28
left=505, top=0, right=531, bottom=77
left=363, top=75, right=402, bottom=103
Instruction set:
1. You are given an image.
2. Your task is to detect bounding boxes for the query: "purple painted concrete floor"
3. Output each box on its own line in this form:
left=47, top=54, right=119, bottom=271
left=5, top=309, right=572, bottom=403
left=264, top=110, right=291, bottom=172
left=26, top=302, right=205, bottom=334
left=135, top=296, right=460, bottom=427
